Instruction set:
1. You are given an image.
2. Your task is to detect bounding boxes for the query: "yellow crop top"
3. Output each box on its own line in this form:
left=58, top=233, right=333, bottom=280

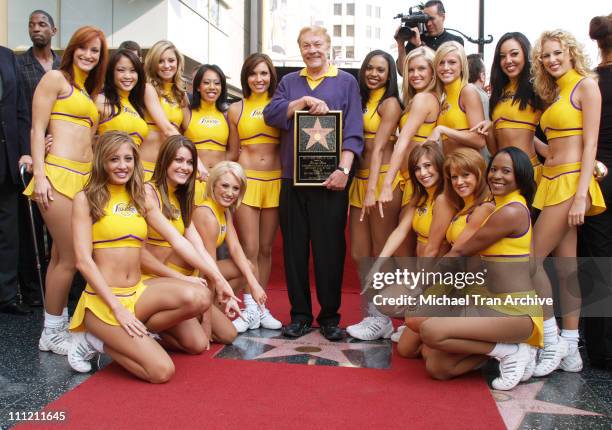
left=363, top=87, right=386, bottom=139
left=184, top=102, right=229, bottom=151
left=438, top=79, right=469, bottom=139
left=399, top=107, right=438, bottom=143
left=146, top=183, right=185, bottom=248
left=480, top=190, right=531, bottom=261
left=197, top=197, right=227, bottom=248
left=237, top=93, right=280, bottom=145
left=540, top=69, right=585, bottom=140
left=92, top=184, right=147, bottom=249
left=412, top=187, right=436, bottom=244
left=144, top=82, right=183, bottom=132
left=445, top=196, right=475, bottom=245
left=50, top=66, right=98, bottom=128
left=98, top=90, right=149, bottom=145
left=492, top=83, right=542, bottom=131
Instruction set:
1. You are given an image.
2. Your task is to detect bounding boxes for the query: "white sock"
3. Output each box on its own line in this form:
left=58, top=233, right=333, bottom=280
left=560, top=329, right=579, bottom=351
left=543, top=317, right=559, bottom=346
left=487, top=343, right=519, bottom=358
left=85, top=332, right=104, bottom=353
left=62, top=307, right=69, bottom=324
left=243, top=293, right=257, bottom=310
left=44, top=311, right=65, bottom=329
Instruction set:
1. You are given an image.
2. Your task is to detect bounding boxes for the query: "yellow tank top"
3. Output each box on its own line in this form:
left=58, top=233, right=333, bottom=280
left=92, top=184, right=147, bottom=249
left=237, top=93, right=280, bottom=145
left=184, top=102, right=229, bottom=151
left=197, top=197, right=227, bottom=248
left=540, top=69, right=585, bottom=140
left=480, top=190, right=531, bottom=261
left=438, top=79, right=469, bottom=139
left=50, top=66, right=98, bottom=128
left=445, top=196, right=475, bottom=245
left=399, top=98, right=438, bottom=143
left=492, top=82, right=542, bottom=131
left=412, top=187, right=436, bottom=244
left=363, top=87, right=386, bottom=139
left=146, top=183, right=185, bottom=248
left=98, top=90, right=149, bottom=145
left=144, top=82, right=183, bottom=131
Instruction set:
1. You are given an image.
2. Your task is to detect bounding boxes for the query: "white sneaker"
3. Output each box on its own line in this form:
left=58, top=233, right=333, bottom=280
left=68, top=332, right=97, bottom=373
left=390, top=325, right=407, bottom=343
left=39, top=326, right=71, bottom=355
left=521, top=345, right=538, bottom=382
left=346, top=316, right=393, bottom=341
left=232, top=308, right=261, bottom=333
left=559, top=345, right=583, bottom=372
left=492, top=343, right=531, bottom=391
left=259, top=308, right=282, bottom=330
left=533, top=336, right=570, bottom=377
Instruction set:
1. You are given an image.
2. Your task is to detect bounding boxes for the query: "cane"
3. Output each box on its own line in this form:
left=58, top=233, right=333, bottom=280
left=19, top=164, right=46, bottom=307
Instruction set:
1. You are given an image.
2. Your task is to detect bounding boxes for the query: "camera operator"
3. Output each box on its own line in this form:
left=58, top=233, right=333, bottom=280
left=395, top=0, right=464, bottom=76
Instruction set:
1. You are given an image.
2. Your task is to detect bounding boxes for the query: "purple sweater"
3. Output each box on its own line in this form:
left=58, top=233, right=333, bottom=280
left=263, top=69, right=364, bottom=179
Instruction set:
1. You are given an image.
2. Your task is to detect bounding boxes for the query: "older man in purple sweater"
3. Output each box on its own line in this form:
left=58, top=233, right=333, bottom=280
left=263, top=26, right=364, bottom=341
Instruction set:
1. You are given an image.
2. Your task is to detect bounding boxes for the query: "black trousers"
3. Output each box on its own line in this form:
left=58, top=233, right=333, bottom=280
left=0, top=180, right=20, bottom=305
left=578, top=172, right=612, bottom=363
left=279, top=179, right=350, bottom=326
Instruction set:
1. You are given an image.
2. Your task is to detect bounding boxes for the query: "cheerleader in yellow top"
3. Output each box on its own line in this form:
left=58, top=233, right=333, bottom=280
left=227, top=54, right=283, bottom=329
left=192, top=162, right=268, bottom=334
left=427, top=42, right=485, bottom=155
left=141, top=41, right=189, bottom=181
left=24, top=27, right=108, bottom=356
left=140, top=136, right=239, bottom=346
left=471, top=33, right=545, bottom=184
left=96, top=50, right=148, bottom=145
left=379, top=47, right=440, bottom=226
left=417, top=147, right=542, bottom=390
left=529, top=30, right=605, bottom=376
left=67, top=132, right=239, bottom=381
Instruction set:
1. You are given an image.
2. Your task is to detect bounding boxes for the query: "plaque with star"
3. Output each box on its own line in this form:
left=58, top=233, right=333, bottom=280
left=294, top=111, right=342, bottom=186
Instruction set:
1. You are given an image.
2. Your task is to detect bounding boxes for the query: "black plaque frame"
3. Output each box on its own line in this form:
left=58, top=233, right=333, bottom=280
left=293, top=110, right=342, bottom=186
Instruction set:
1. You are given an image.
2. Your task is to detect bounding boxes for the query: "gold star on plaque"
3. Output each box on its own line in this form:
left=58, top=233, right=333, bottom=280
left=303, top=118, right=334, bottom=150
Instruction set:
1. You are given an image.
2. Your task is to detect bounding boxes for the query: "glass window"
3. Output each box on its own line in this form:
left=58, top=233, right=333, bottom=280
left=8, top=0, right=58, bottom=49
left=366, top=5, right=372, bottom=16
left=333, top=46, right=342, bottom=58
left=346, top=3, right=355, bottom=16
left=334, top=25, right=342, bottom=37
left=366, top=26, right=371, bottom=39
left=334, top=3, right=342, bottom=15
left=375, top=27, right=381, bottom=40
left=346, top=46, right=354, bottom=59
left=375, top=6, right=381, bottom=18
left=346, top=25, right=354, bottom=37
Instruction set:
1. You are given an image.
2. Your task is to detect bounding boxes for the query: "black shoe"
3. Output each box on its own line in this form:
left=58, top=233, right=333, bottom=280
left=320, top=324, right=344, bottom=341
left=0, top=301, right=32, bottom=315
left=282, top=321, right=311, bottom=338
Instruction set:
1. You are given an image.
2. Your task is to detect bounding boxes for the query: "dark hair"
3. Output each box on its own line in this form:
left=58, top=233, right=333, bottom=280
left=30, top=10, right=54, bottom=27
left=486, top=146, right=535, bottom=206
left=358, top=50, right=400, bottom=111
left=240, top=53, right=277, bottom=98
left=424, top=0, right=445, bottom=14
left=589, top=15, right=612, bottom=55
left=489, top=32, right=543, bottom=118
left=191, top=64, right=227, bottom=112
left=467, top=53, right=485, bottom=84
left=103, top=49, right=145, bottom=118
left=408, top=142, right=445, bottom=207
left=118, top=40, right=142, bottom=58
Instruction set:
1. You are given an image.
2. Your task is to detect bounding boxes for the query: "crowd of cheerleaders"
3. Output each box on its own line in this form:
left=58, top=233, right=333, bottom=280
left=23, top=22, right=608, bottom=390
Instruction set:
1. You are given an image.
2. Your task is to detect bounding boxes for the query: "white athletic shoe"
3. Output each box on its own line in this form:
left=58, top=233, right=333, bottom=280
left=346, top=316, right=393, bottom=341
left=259, top=308, right=282, bottom=330
left=520, top=345, right=538, bottom=382
left=39, top=326, right=71, bottom=355
left=68, top=332, right=97, bottom=373
left=491, top=343, right=531, bottom=391
left=533, top=336, right=570, bottom=377
left=390, top=325, right=407, bottom=343
left=232, top=308, right=261, bottom=333
left=559, top=345, right=583, bottom=372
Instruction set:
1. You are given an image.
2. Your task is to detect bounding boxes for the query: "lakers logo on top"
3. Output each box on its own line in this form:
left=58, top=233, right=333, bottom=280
left=250, top=108, right=264, bottom=119
left=440, top=101, right=450, bottom=115
left=220, top=225, right=227, bottom=234
left=113, top=202, right=138, bottom=217
left=199, top=117, right=221, bottom=127
left=123, top=106, right=139, bottom=117
left=416, top=206, right=428, bottom=217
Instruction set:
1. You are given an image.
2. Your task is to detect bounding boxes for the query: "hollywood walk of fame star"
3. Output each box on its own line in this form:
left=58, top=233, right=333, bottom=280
left=239, top=331, right=389, bottom=367
left=303, top=118, right=334, bottom=150
left=491, top=380, right=602, bottom=430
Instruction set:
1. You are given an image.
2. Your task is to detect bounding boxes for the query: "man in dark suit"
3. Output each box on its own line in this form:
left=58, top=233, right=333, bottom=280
left=0, top=45, right=32, bottom=314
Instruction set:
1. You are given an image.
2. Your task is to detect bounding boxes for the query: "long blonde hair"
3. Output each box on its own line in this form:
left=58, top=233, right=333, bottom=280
left=204, top=161, right=247, bottom=211
left=531, top=29, right=594, bottom=104
left=144, top=40, right=187, bottom=107
left=434, top=41, right=469, bottom=88
left=402, top=46, right=440, bottom=111
left=85, top=132, right=146, bottom=223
